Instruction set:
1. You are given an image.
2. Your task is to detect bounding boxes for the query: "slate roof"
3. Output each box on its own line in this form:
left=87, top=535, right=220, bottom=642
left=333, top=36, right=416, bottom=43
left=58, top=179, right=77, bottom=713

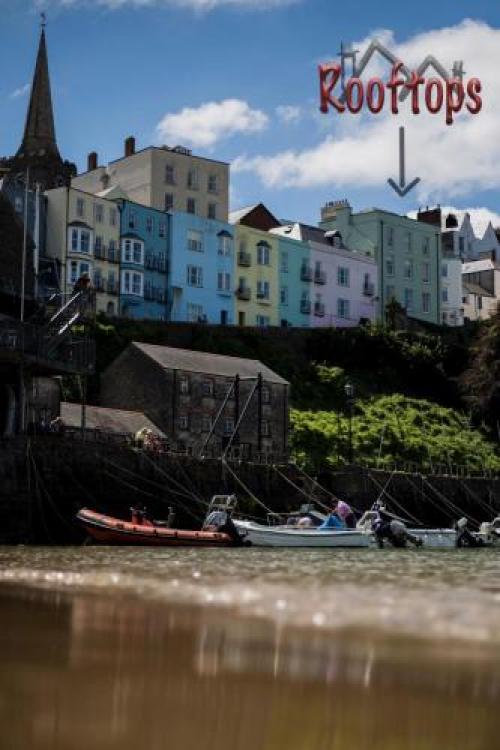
left=60, top=402, right=165, bottom=435
left=132, top=342, right=289, bottom=385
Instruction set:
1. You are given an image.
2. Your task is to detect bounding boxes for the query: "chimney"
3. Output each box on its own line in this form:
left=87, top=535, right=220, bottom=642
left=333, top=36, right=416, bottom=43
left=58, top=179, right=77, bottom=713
left=87, top=152, right=98, bottom=171
left=124, top=136, right=136, bottom=158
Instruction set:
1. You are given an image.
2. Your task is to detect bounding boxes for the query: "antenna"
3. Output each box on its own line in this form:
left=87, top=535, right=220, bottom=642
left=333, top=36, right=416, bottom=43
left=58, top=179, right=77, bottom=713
left=40, top=12, right=47, bottom=29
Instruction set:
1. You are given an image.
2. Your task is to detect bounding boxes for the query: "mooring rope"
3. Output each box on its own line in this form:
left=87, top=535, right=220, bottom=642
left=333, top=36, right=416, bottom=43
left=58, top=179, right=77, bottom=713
left=221, top=458, right=274, bottom=516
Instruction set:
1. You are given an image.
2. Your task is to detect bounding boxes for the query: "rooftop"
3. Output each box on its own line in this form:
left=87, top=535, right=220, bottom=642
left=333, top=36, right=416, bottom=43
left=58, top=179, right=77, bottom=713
left=60, top=402, right=165, bottom=435
left=132, top=342, right=289, bottom=385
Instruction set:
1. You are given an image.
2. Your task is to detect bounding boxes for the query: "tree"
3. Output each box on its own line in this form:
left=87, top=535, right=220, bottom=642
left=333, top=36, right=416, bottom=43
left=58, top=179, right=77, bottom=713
left=461, top=304, right=500, bottom=434
left=385, top=297, right=405, bottom=330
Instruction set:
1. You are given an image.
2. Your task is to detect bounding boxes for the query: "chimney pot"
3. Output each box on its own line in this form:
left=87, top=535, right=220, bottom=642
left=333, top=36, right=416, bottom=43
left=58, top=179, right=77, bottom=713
left=125, top=136, right=136, bottom=157
left=87, top=151, right=98, bottom=171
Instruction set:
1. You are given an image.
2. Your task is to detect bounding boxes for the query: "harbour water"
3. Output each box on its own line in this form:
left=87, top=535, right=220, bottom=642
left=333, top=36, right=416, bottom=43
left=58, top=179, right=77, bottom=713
left=1, top=546, right=499, bottom=749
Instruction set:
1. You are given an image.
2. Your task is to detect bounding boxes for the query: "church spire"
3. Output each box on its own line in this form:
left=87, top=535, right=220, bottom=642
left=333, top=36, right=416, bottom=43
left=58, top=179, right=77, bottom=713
left=17, top=16, right=60, bottom=160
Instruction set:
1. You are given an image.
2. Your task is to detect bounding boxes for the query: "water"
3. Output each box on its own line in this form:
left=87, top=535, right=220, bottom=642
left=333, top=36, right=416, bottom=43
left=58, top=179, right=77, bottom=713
left=0, top=546, right=499, bottom=749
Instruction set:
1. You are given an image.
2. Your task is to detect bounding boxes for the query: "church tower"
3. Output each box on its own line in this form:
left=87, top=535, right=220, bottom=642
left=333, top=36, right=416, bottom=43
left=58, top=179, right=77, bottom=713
left=1, top=16, right=76, bottom=189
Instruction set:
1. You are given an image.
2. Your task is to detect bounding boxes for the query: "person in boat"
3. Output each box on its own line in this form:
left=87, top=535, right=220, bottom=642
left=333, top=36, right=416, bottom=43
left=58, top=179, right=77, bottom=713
left=372, top=506, right=422, bottom=548
left=455, top=518, right=485, bottom=548
left=318, top=507, right=345, bottom=530
left=335, top=500, right=356, bottom=529
left=296, top=515, right=314, bottom=528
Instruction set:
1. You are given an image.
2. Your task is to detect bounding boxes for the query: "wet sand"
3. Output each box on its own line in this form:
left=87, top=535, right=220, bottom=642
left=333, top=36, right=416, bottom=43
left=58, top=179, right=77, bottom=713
left=1, top=582, right=499, bottom=750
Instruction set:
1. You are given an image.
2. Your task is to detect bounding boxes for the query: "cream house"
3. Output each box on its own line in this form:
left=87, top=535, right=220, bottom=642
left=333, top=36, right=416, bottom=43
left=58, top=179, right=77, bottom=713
left=45, top=186, right=121, bottom=315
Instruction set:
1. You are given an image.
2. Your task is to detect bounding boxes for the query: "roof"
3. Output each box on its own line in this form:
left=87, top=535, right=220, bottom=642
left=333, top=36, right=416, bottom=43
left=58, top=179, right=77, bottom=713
left=60, top=402, right=165, bottom=435
left=229, top=205, right=258, bottom=225
left=132, top=342, right=289, bottom=385
left=462, top=259, right=497, bottom=273
left=462, top=281, right=495, bottom=298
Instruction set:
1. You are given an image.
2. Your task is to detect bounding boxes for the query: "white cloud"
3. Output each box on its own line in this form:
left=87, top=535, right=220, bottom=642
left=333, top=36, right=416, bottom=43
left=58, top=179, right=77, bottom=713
left=234, top=20, right=500, bottom=202
left=156, top=99, right=268, bottom=148
left=36, top=0, right=295, bottom=11
left=276, top=105, right=301, bottom=123
left=10, top=83, right=30, bottom=99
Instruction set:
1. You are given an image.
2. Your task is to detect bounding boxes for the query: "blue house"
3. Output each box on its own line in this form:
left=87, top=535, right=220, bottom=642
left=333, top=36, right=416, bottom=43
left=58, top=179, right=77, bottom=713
left=169, top=212, right=235, bottom=325
left=117, top=199, right=169, bottom=320
left=271, top=230, right=312, bottom=328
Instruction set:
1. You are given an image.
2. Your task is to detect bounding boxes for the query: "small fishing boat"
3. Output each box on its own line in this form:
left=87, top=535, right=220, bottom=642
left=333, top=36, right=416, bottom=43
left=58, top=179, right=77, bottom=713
left=76, top=508, right=235, bottom=547
left=356, top=511, right=458, bottom=549
left=232, top=518, right=371, bottom=548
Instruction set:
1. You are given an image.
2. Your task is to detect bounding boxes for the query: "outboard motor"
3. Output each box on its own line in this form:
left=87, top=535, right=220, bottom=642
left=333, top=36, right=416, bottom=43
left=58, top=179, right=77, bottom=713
left=456, top=517, right=484, bottom=548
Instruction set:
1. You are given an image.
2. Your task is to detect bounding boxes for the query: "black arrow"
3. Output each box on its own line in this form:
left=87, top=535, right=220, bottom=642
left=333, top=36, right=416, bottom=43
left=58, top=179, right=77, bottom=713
left=387, top=126, right=420, bottom=197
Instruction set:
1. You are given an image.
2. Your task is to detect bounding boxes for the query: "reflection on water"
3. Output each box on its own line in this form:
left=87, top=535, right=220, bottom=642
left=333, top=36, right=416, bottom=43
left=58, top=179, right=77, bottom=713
left=0, top=582, right=499, bottom=749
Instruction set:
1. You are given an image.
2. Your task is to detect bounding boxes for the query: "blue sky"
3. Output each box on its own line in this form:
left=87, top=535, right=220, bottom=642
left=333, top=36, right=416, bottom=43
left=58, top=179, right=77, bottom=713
left=2, top=0, right=500, bottom=228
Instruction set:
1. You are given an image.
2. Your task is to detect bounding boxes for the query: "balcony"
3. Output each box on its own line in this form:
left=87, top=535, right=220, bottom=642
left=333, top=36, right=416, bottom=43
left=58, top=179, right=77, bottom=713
left=314, top=270, right=326, bottom=285
left=363, top=282, right=375, bottom=297
left=301, top=266, right=313, bottom=282
left=238, top=251, right=251, bottom=267
left=314, top=302, right=326, bottom=317
left=300, top=300, right=311, bottom=314
left=236, top=286, right=251, bottom=301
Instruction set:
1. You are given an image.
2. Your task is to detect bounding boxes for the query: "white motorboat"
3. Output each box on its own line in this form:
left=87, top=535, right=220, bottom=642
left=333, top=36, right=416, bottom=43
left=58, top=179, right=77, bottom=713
left=233, top=518, right=371, bottom=548
left=356, top=511, right=457, bottom=549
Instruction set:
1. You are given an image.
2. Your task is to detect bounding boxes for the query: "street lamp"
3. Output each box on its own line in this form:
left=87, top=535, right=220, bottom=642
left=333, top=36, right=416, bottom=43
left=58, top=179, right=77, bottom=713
left=344, top=381, right=355, bottom=465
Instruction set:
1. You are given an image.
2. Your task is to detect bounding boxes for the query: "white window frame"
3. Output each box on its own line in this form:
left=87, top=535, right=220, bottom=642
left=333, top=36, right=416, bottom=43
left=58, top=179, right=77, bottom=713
left=337, top=298, right=350, bottom=319
left=186, top=265, right=203, bottom=287
left=337, top=266, right=350, bottom=287
left=257, top=244, right=270, bottom=266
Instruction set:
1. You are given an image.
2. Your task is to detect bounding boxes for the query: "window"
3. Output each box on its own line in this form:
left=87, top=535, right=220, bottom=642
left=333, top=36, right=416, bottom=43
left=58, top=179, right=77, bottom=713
left=129, top=211, right=136, bottom=229
left=337, top=267, right=350, bottom=286
left=386, top=285, right=395, bottom=301
left=81, top=231, right=90, bottom=253
left=218, top=235, right=232, bottom=256
left=223, top=418, right=235, bottom=436
left=178, top=415, right=189, bottom=430
left=422, top=262, right=430, bottom=283
left=186, top=265, right=203, bottom=287
left=187, top=198, right=196, bottom=214
left=121, top=239, right=144, bottom=265
left=423, top=237, right=430, bottom=255
left=121, top=270, right=143, bottom=296
left=404, top=259, right=413, bottom=279
left=422, top=292, right=431, bottom=313
left=202, top=416, right=212, bottom=432
left=76, top=197, right=85, bottom=218
left=69, top=260, right=91, bottom=285
left=165, top=164, right=175, bottom=184
left=217, top=272, right=231, bottom=292
left=257, top=280, right=270, bottom=299
left=133, top=242, right=143, bottom=264
left=256, top=315, right=270, bottom=327
left=146, top=217, right=153, bottom=233
left=442, top=287, right=449, bottom=303
left=386, top=255, right=395, bottom=276
left=159, top=221, right=166, bottom=238
left=261, top=420, right=271, bottom=437
left=94, top=204, right=104, bottom=223
left=441, top=263, right=448, bottom=278
left=180, top=376, right=190, bottom=394
left=262, top=386, right=271, bottom=404
left=71, top=228, right=79, bottom=252
left=208, top=174, right=218, bottom=193
left=404, top=288, right=413, bottom=311
left=280, top=286, right=288, bottom=305
left=257, top=243, right=270, bottom=265
left=187, top=168, right=198, bottom=189
left=281, top=252, right=289, bottom=272
left=187, top=230, right=203, bottom=252
left=69, top=260, right=78, bottom=284
left=95, top=236, right=103, bottom=254
left=202, top=380, right=214, bottom=396
left=186, top=303, right=204, bottom=322
left=337, top=298, right=350, bottom=319
left=109, top=207, right=117, bottom=226
left=165, top=193, right=174, bottom=211
left=208, top=203, right=217, bottom=220
left=387, top=227, right=394, bottom=246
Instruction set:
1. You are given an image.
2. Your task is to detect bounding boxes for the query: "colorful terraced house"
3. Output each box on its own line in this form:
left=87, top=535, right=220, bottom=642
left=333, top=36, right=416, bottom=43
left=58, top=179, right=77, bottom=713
left=169, top=211, right=235, bottom=325
left=115, top=199, right=169, bottom=320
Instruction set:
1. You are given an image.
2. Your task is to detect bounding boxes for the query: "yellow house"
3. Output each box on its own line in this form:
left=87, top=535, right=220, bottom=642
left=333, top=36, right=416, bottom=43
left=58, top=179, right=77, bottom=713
left=230, top=205, right=281, bottom=327
left=45, top=187, right=121, bottom=316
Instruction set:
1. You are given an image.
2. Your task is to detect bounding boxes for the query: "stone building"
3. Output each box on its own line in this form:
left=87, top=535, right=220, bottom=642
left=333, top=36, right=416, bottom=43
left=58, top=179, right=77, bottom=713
left=100, top=342, right=289, bottom=459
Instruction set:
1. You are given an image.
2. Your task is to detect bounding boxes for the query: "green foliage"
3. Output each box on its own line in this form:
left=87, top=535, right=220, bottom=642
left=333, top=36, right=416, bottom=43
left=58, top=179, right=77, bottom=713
left=290, top=395, right=500, bottom=473
left=462, top=305, right=500, bottom=431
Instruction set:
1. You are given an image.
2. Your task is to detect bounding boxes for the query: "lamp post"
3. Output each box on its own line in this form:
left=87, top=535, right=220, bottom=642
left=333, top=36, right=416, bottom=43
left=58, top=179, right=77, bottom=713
left=344, top=381, right=355, bottom=465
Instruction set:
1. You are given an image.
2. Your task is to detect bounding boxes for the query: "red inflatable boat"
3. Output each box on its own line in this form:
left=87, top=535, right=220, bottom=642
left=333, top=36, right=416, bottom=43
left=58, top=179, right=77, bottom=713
left=76, top=508, right=235, bottom=547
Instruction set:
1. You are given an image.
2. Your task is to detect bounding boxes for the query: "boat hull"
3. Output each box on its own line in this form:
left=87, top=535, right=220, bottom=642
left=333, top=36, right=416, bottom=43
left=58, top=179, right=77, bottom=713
left=233, top=520, right=370, bottom=548
left=77, top=508, right=234, bottom=547
left=407, top=529, right=457, bottom=549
